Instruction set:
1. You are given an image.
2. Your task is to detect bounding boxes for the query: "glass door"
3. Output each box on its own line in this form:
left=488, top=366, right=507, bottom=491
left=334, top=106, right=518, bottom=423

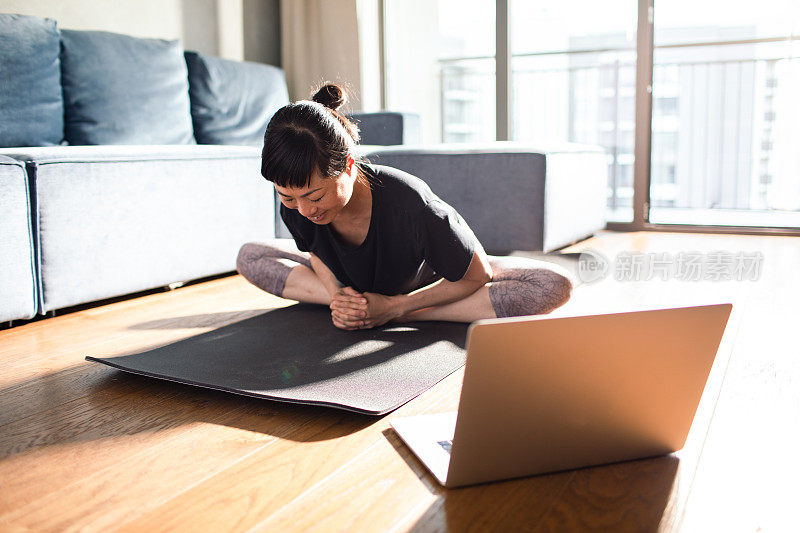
left=510, top=0, right=639, bottom=224
left=650, top=0, right=800, bottom=227
left=384, top=0, right=496, bottom=144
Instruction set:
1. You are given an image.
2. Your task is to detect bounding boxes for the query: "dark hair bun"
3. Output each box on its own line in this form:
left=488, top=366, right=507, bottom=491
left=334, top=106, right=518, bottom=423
left=312, top=83, right=346, bottom=111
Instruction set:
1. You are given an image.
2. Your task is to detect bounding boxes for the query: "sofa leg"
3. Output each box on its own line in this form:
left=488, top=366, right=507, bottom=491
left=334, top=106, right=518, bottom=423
left=4, top=321, right=12, bottom=329
left=47, top=310, right=57, bottom=318
left=166, top=281, right=185, bottom=291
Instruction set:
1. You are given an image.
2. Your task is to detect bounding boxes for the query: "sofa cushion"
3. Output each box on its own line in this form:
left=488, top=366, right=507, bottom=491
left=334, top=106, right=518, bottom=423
left=184, top=51, right=289, bottom=146
left=60, top=29, right=194, bottom=145
left=0, top=13, right=63, bottom=147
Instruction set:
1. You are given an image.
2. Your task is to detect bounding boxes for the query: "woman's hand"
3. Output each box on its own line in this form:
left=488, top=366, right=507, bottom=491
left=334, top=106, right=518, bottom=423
left=329, top=287, right=404, bottom=330
left=359, top=292, right=405, bottom=329
left=330, top=287, right=368, bottom=330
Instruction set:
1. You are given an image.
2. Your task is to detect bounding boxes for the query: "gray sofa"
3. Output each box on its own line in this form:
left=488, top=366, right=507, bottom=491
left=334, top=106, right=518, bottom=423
left=0, top=146, right=273, bottom=317
left=0, top=13, right=607, bottom=326
left=360, top=143, right=606, bottom=254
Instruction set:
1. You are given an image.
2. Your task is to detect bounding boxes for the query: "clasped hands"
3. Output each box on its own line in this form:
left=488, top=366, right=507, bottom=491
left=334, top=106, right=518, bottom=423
left=329, top=286, right=405, bottom=330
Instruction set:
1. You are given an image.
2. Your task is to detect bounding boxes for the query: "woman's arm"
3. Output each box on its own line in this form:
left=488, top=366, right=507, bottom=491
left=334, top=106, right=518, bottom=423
left=308, top=252, right=342, bottom=297
left=345, top=249, right=493, bottom=329
left=396, top=250, right=493, bottom=317
left=309, top=252, right=371, bottom=330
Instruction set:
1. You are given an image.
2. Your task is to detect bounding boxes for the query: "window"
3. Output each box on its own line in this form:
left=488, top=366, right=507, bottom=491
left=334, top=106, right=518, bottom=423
left=511, top=0, right=637, bottom=222
left=384, top=0, right=495, bottom=143
left=649, top=0, right=800, bottom=226
left=382, top=1, right=800, bottom=230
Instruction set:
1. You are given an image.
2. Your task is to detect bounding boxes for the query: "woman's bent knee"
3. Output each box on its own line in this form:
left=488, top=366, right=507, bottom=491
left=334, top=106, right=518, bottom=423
left=236, top=242, right=260, bottom=277
left=235, top=242, right=293, bottom=297
left=488, top=269, right=572, bottom=318
left=550, top=273, right=573, bottom=308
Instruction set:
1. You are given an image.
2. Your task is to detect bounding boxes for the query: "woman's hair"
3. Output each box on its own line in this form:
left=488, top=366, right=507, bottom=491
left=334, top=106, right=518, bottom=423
left=261, top=82, right=362, bottom=188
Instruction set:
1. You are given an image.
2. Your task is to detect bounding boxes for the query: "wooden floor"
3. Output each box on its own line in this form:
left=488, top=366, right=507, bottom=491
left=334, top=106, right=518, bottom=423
left=1, top=230, right=798, bottom=532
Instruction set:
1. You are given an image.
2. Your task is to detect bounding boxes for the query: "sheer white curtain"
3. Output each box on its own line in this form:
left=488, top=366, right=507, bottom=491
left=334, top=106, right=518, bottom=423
left=279, top=0, right=363, bottom=105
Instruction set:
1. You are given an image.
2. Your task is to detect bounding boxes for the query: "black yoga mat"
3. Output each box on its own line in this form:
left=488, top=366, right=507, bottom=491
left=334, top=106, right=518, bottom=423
left=86, top=304, right=469, bottom=415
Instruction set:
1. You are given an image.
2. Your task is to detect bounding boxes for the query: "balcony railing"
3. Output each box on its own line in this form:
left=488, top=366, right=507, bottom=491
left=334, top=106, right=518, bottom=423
left=437, top=37, right=800, bottom=226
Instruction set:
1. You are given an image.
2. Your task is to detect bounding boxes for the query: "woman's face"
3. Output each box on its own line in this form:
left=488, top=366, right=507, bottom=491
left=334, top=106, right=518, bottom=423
left=274, top=156, right=356, bottom=225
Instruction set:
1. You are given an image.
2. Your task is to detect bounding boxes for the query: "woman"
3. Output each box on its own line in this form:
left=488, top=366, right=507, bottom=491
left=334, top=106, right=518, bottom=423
left=237, top=83, right=573, bottom=330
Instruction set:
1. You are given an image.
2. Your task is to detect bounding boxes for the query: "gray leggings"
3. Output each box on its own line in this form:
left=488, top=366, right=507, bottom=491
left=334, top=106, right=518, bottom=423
left=236, top=240, right=573, bottom=318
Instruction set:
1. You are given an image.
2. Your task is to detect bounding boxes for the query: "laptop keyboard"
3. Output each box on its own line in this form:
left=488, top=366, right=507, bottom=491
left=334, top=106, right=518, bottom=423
left=437, top=440, right=453, bottom=454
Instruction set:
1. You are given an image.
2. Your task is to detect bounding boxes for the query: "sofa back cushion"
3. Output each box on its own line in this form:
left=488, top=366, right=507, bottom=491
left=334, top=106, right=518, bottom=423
left=0, top=13, right=64, bottom=147
left=184, top=51, right=289, bottom=146
left=60, top=29, right=194, bottom=145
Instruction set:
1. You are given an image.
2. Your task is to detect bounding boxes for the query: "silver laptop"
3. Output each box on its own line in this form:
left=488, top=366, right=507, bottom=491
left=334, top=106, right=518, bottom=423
left=391, top=303, right=733, bottom=488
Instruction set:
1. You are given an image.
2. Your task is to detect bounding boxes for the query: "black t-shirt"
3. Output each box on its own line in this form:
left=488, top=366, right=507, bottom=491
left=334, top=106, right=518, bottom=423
left=280, top=162, right=478, bottom=295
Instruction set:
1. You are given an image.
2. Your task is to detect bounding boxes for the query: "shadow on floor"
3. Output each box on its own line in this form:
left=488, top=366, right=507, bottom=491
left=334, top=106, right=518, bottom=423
left=128, top=309, right=277, bottom=330
left=1, top=305, right=467, bottom=462
left=384, top=418, right=681, bottom=532
left=0, top=362, right=374, bottom=463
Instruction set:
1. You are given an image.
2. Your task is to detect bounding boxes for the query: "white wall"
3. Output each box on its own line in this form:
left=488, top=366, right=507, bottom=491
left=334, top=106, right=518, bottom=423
left=0, top=0, right=250, bottom=60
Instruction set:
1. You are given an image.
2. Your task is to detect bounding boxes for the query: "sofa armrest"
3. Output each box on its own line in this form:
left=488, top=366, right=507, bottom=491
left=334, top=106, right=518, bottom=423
left=346, top=112, right=421, bottom=146
left=359, top=142, right=608, bottom=254
left=0, top=156, right=38, bottom=321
